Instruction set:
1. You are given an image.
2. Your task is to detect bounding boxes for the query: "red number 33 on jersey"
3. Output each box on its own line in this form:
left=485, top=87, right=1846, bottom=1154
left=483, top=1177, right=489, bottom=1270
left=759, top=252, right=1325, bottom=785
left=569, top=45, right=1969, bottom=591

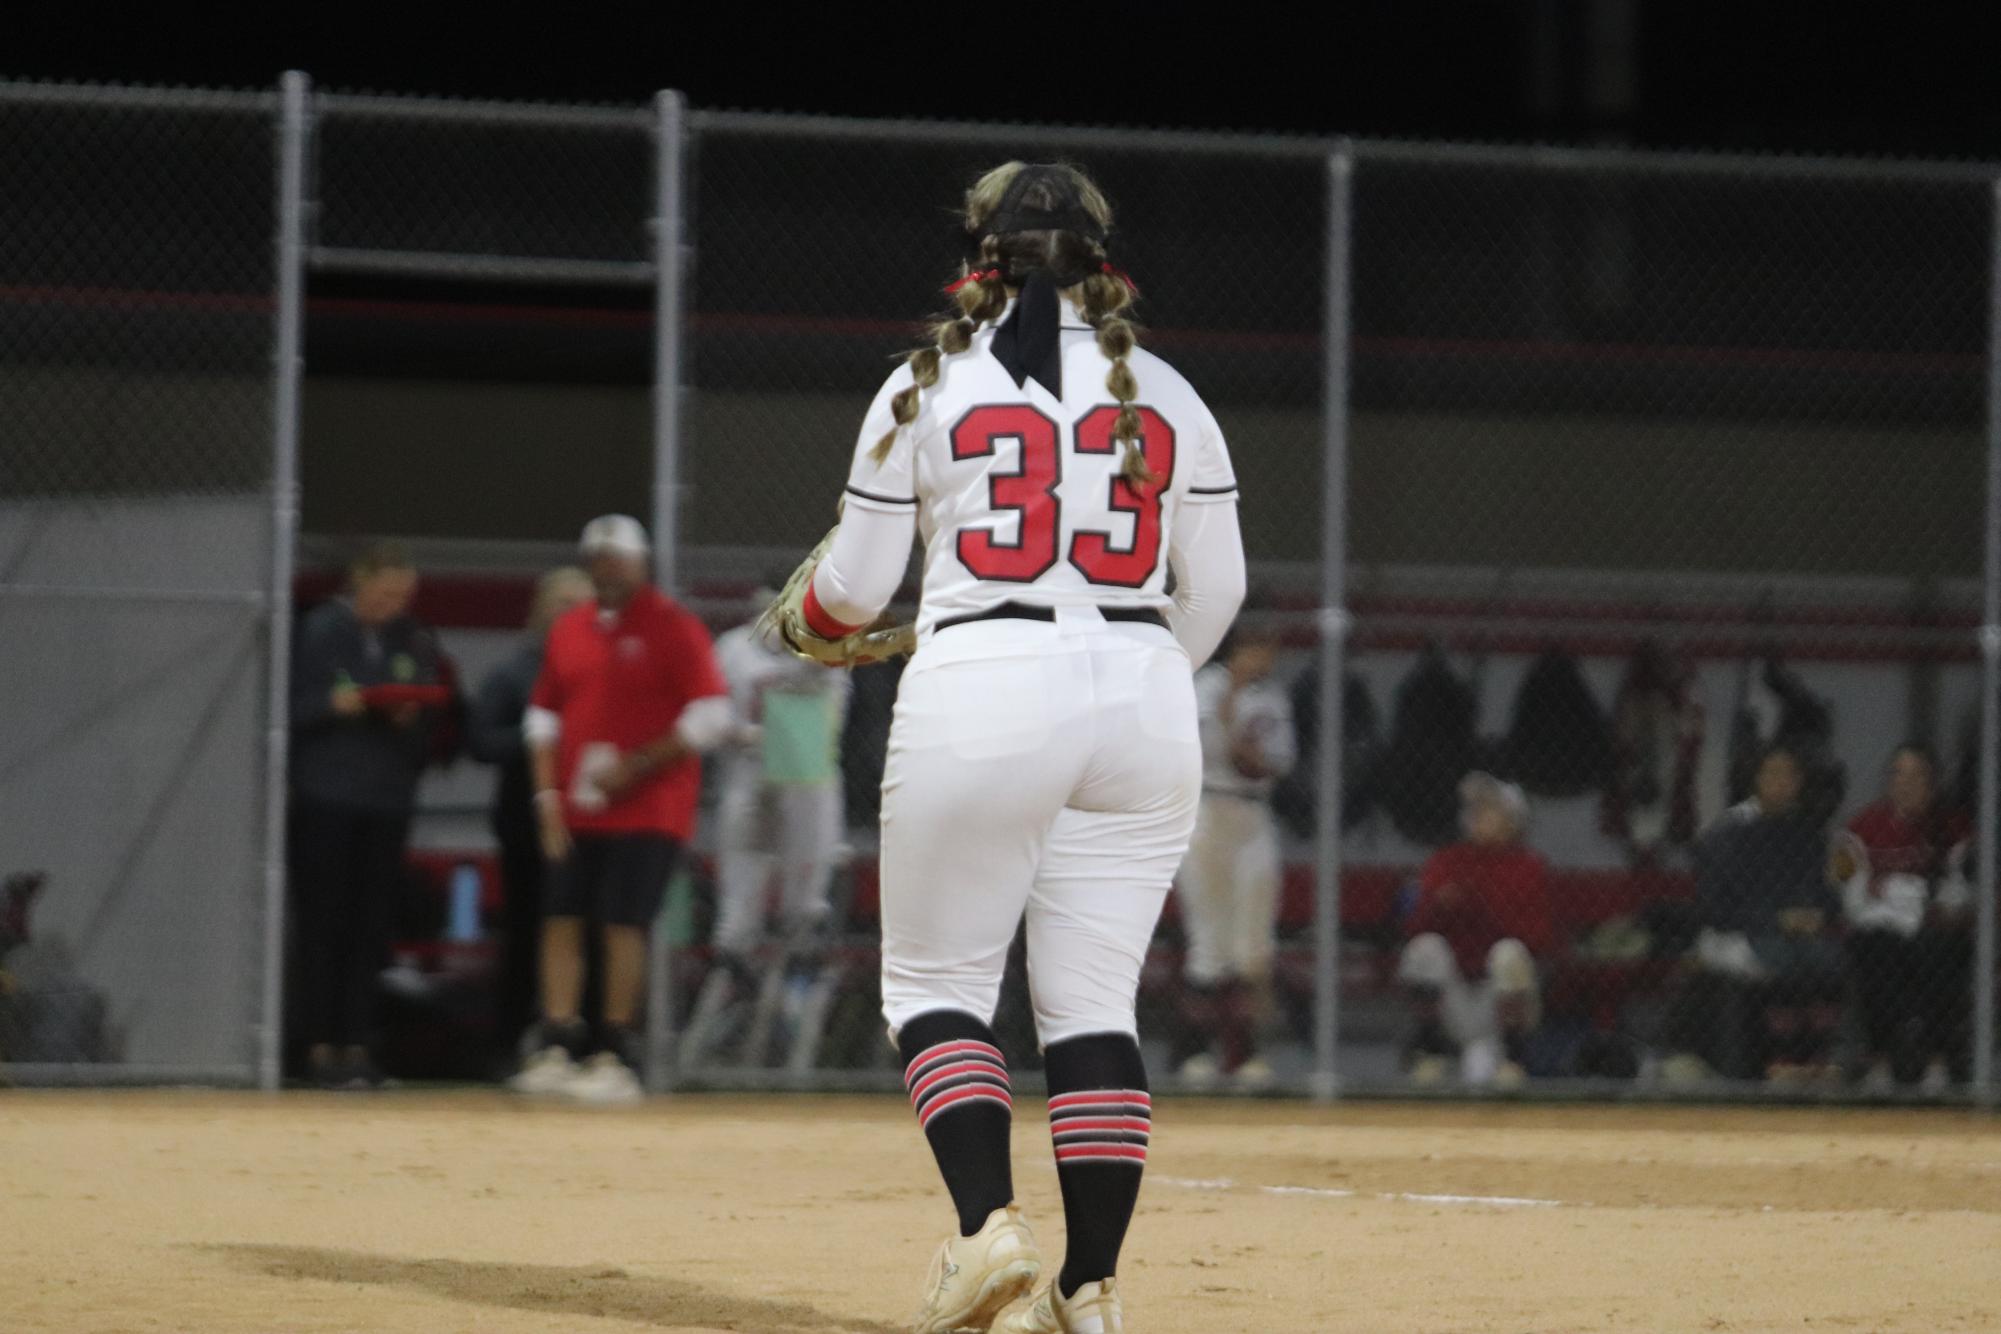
left=950, top=403, right=1177, bottom=587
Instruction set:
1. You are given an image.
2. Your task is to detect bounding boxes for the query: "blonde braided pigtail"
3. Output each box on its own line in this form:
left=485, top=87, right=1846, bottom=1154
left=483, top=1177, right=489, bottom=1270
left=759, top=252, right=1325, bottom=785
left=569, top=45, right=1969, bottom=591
left=1076, top=268, right=1152, bottom=486
left=870, top=256, right=1010, bottom=464
left=873, top=161, right=1140, bottom=479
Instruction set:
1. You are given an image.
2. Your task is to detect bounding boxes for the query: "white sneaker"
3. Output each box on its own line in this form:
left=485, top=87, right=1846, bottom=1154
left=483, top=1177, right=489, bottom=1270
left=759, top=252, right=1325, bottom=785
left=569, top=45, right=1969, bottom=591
left=1659, top=1052, right=1713, bottom=1087
left=1460, top=1036, right=1501, bottom=1086
left=564, top=1053, right=643, bottom=1106
left=1492, top=1059, right=1528, bottom=1091
left=1407, top=1053, right=1450, bottom=1087
left=507, top=1046, right=578, bottom=1097
left=1232, top=1056, right=1276, bottom=1091
left=1176, top=1052, right=1221, bottom=1091
left=914, top=1203, right=1042, bottom=1334
left=1001, top=1278, right=1124, bottom=1334
left=1860, top=1060, right=1894, bottom=1094
left=1919, top=1058, right=1952, bottom=1097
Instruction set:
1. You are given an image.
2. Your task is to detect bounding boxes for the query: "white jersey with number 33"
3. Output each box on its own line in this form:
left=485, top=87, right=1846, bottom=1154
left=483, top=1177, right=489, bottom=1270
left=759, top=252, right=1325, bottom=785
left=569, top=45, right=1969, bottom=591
left=837, top=298, right=1240, bottom=641
left=815, top=289, right=1247, bottom=1047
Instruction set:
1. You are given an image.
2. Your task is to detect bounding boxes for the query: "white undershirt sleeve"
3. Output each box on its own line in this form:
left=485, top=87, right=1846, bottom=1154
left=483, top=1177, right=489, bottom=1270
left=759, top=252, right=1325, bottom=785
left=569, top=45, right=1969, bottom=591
left=522, top=705, right=561, bottom=745
left=1166, top=498, right=1247, bottom=669
left=809, top=498, right=918, bottom=629
left=673, top=694, right=736, bottom=754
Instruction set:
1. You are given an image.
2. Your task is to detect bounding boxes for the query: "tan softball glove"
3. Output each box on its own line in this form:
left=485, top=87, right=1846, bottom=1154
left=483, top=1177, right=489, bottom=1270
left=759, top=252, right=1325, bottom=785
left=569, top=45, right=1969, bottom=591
left=759, top=528, right=917, bottom=668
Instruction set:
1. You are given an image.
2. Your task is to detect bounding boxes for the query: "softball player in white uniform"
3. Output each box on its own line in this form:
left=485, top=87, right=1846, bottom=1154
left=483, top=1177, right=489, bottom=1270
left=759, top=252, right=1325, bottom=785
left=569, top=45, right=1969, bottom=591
left=711, top=617, right=850, bottom=957
left=767, top=162, right=1244, bottom=1334
left=679, top=618, right=853, bottom=1068
left=1174, top=636, right=1295, bottom=1087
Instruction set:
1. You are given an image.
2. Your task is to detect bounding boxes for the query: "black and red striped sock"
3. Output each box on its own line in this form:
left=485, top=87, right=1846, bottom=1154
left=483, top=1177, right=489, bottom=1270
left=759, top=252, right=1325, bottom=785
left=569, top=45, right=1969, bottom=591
left=1043, top=1032, right=1150, bottom=1298
left=899, top=1010, right=1014, bottom=1237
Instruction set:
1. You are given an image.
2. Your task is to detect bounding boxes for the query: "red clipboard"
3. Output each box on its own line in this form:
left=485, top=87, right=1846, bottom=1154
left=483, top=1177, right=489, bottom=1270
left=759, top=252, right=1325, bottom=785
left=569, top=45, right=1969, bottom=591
left=360, top=683, right=451, bottom=711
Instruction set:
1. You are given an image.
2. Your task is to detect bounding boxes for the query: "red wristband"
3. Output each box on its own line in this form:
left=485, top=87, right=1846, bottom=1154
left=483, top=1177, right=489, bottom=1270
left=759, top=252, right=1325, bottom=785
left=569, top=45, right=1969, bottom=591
left=801, top=576, right=864, bottom=639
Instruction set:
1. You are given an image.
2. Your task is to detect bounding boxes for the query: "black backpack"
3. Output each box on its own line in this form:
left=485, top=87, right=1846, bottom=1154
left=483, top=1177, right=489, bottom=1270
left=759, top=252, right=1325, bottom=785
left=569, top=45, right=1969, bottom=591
left=1503, top=649, right=1613, bottom=798
left=1271, top=660, right=1381, bottom=840
left=1373, top=646, right=1480, bottom=847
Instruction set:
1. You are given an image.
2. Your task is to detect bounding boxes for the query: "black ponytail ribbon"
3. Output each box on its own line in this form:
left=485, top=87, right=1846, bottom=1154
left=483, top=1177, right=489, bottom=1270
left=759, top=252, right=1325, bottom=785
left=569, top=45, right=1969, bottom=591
left=990, top=269, right=1065, bottom=399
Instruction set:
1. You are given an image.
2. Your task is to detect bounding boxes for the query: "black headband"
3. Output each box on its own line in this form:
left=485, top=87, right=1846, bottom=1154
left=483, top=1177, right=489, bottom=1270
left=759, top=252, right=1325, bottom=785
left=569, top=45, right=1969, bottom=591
left=970, top=164, right=1109, bottom=251
left=970, top=167, right=1115, bottom=400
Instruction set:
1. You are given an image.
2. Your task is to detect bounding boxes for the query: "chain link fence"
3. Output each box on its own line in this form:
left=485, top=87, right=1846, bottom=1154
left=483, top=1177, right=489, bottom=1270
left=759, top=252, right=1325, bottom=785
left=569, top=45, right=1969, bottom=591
left=302, top=92, right=660, bottom=544
left=292, top=89, right=667, bottom=1087
left=0, top=83, right=295, bottom=1082
left=3, top=80, right=1995, bottom=1105
left=313, top=100, right=655, bottom=277
left=1333, top=146, right=1997, bottom=1099
left=669, top=117, right=1331, bottom=1091
left=668, top=127, right=1999, bottom=1105
left=1328, top=149, right=2000, bottom=1104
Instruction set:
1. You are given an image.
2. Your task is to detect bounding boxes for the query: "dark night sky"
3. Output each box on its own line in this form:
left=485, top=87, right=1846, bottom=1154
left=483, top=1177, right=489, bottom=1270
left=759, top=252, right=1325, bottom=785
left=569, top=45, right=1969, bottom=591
left=12, top=2, right=2001, bottom=159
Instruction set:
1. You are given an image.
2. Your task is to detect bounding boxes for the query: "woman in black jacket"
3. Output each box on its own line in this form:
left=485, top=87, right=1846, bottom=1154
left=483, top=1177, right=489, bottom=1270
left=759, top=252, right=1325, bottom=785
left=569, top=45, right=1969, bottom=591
left=288, top=541, right=450, bottom=1088
left=466, top=567, right=593, bottom=1070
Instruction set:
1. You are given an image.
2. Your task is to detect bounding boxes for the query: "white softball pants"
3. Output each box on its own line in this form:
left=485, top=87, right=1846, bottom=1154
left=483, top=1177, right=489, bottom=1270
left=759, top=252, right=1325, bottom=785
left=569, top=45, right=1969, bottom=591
left=878, top=611, right=1202, bottom=1047
left=1174, top=791, right=1283, bottom=987
left=712, top=759, right=844, bottom=954
left=1396, top=933, right=1543, bottom=1044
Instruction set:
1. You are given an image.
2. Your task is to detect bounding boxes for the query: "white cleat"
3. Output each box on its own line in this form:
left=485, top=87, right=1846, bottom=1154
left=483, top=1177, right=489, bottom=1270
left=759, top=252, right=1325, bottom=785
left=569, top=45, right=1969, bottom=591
left=913, top=1203, right=1042, bottom=1333
left=1406, top=1053, right=1449, bottom=1088
left=563, top=1052, right=644, bottom=1106
left=1000, top=1277, right=1124, bottom=1333
left=1232, top=1056, right=1276, bottom=1091
left=507, top=1046, right=578, bottom=1097
left=1175, top=1052, right=1221, bottom=1091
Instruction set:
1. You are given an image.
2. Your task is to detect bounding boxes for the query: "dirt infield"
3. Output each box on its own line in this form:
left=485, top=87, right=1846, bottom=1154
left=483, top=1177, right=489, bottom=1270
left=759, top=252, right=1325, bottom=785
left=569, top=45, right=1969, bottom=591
left=4, top=1091, right=1997, bottom=1333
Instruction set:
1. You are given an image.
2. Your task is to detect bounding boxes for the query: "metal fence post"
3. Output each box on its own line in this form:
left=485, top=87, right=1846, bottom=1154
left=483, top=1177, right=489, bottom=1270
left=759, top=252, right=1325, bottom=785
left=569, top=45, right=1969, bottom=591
left=1311, top=145, right=1355, bottom=1103
left=1976, top=177, right=2001, bottom=1110
left=646, top=88, right=690, bottom=1093
left=651, top=89, right=688, bottom=597
left=258, top=71, right=309, bottom=1092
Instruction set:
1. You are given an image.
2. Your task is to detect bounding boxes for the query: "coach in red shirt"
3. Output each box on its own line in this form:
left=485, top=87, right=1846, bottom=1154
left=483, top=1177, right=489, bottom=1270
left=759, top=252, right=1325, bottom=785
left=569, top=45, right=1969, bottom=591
left=514, top=515, right=733, bottom=1104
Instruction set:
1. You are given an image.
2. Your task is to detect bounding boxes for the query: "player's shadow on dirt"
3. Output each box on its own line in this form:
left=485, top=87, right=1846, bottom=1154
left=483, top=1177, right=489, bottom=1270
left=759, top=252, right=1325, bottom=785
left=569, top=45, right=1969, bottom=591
left=199, top=1242, right=903, bottom=1333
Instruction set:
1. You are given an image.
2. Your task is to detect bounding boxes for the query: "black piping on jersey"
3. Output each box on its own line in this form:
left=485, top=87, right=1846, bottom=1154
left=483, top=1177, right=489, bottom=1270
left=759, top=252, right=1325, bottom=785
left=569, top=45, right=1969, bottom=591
left=1187, top=483, right=1238, bottom=496
left=1066, top=403, right=1178, bottom=590
left=845, top=484, right=919, bottom=507
left=949, top=402, right=1063, bottom=585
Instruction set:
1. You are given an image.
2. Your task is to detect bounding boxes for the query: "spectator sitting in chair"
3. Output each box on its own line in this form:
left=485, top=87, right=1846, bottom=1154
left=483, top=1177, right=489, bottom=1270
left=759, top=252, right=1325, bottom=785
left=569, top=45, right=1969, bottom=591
left=1397, top=773, right=1553, bottom=1089
left=1833, top=744, right=1973, bottom=1093
left=1659, top=744, right=1841, bottom=1085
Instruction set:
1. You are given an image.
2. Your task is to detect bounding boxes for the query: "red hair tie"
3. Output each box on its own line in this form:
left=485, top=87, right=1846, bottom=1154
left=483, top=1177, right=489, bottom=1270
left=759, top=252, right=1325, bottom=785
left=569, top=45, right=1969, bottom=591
left=944, top=267, right=1002, bottom=295
left=1102, top=262, right=1140, bottom=297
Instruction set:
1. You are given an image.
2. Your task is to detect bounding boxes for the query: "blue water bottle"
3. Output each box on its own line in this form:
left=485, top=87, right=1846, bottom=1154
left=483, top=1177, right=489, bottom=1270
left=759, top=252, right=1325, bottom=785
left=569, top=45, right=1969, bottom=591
left=447, top=862, right=482, bottom=942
